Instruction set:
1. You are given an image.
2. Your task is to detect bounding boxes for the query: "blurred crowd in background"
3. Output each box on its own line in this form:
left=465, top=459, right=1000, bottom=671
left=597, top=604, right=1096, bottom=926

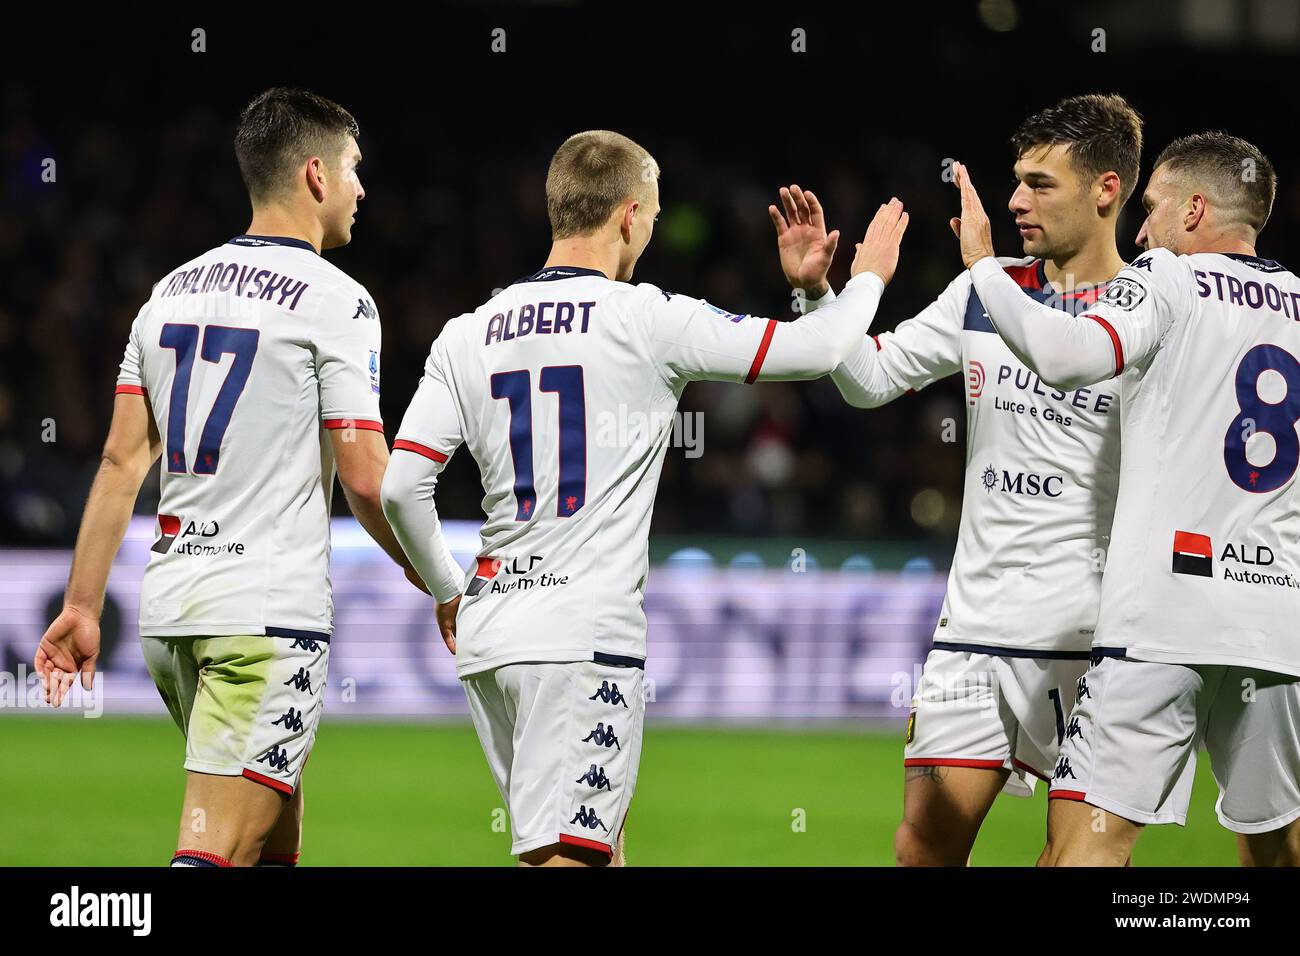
left=3, top=2, right=1297, bottom=550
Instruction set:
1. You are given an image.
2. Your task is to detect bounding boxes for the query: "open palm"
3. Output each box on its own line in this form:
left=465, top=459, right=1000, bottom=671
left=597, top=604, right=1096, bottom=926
left=768, top=184, right=840, bottom=297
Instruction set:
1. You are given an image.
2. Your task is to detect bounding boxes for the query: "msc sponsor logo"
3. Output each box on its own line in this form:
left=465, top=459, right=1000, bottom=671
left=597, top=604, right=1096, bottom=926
left=979, top=464, right=1064, bottom=497
left=967, top=360, right=985, bottom=406
left=465, top=554, right=569, bottom=597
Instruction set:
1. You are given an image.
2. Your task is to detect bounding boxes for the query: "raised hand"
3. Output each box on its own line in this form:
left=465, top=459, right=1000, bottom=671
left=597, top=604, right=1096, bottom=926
left=34, top=606, right=100, bottom=707
left=949, top=161, right=995, bottom=269
left=768, top=184, right=840, bottom=298
left=850, top=198, right=910, bottom=286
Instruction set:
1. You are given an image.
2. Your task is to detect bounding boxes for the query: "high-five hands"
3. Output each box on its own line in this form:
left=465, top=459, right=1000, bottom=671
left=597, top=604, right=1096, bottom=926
left=850, top=198, right=909, bottom=286
left=768, top=184, right=840, bottom=298
left=949, top=161, right=996, bottom=269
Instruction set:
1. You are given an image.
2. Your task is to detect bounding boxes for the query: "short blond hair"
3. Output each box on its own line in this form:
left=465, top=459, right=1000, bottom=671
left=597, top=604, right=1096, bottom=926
left=546, top=130, right=658, bottom=240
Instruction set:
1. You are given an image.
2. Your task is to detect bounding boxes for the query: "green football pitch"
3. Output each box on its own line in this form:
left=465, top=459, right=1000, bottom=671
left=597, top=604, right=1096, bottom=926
left=0, top=716, right=1238, bottom=866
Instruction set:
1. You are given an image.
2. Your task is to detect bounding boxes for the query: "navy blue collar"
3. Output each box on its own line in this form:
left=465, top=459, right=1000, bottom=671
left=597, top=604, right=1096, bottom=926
left=516, top=265, right=609, bottom=284
left=227, top=234, right=318, bottom=254
left=1221, top=252, right=1286, bottom=273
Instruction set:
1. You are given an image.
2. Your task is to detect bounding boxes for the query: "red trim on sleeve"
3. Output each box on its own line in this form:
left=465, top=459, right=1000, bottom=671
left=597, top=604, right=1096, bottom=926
left=744, top=318, right=779, bottom=384
left=1048, top=789, right=1088, bottom=802
left=322, top=418, right=384, bottom=433
left=393, top=438, right=449, bottom=463
left=1084, top=314, right=1125, bottom=376
left=870, top=334, right=881, bottom=351
left=115, top=384, right=148, bottom=397
left=242, top=768, right=294, bottom=795
left=558, top=833, right=613, bottom=855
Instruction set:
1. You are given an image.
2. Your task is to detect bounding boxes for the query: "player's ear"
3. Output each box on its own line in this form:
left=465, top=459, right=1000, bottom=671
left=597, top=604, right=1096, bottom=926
left=1184, top=193, right=1208, bottom=232
left=1097, top=172, right=1122, bottom=213
left=305, top=156, right=328, bottom=204
left=619, top=199, right=639, bottom=244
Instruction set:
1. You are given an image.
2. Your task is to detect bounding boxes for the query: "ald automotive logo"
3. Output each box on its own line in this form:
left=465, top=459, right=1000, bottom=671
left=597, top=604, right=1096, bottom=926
left=980, top=464, right=1064, bottom=497
left=1172, top=530, right=1299, bottom=588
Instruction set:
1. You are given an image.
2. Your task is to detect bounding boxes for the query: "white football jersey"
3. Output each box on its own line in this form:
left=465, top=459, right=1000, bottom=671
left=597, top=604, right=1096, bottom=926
left=828, top=258, right=1121, bottom=655
left=1077, top=249, right=1300, bottom=677
left=115, top=234, right=383, bottom=640
left=392, top=266, right=885, bottom=677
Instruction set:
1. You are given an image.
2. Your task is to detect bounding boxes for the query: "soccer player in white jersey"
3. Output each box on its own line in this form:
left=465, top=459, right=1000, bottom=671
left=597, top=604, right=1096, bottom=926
left=951, top=133, right=1300, bottom=866
left=769, top=94, right=1144, bottom=865
left=380, top=130, right=909, bottom=866
left=32, top=88, right=430, bottom=867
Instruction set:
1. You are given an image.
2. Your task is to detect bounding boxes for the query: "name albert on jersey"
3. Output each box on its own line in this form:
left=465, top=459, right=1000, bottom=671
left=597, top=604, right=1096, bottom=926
left=392, top=264, right=839, bottom=677
left=116, top=234, right=383, bottom=640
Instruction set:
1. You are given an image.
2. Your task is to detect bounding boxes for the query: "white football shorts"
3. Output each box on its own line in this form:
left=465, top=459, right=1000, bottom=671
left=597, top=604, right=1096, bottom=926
left=904, top=645, right=1090, bottom=797
left=463, top=658, right=645, bottom=857
left=1049, top=655, right=1300, bottom=833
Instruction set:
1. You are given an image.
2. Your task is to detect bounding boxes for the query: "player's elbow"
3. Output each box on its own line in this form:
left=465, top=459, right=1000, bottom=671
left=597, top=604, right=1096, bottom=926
left=379, top=465, right=410, bottom=523
left=1035, top=356, right=1099, bottom=392
left=340, top=466, right=385, bottom=509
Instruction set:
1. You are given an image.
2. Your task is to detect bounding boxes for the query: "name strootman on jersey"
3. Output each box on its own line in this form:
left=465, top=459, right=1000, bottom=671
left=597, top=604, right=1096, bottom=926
left=1055, top=249, right=1300, bottom=678
left=119, top=234, right=383, bottom=641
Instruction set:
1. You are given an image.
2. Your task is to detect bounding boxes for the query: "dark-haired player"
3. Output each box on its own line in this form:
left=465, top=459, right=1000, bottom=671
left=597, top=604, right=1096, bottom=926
left=34, top=88, right=432, bottom=867
left=953, top=133, right=1300, bottom=866
left=770, top=93, right=1144, bottom=865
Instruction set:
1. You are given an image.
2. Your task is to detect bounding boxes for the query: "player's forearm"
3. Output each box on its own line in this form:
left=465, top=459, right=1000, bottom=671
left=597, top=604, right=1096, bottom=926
left=971, top=258, right=1116, bottom=389
left=342, top=481, right=427, bottom=578
left=755, top=271, right=886, bottom=380
left=380, top=454, right=465, bottom=603
left=64, top=459, right=148, bottom=617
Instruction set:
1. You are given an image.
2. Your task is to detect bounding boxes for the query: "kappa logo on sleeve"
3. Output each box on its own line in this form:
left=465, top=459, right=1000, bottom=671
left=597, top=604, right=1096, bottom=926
left=352, top=297, right=377, bottom=320
left=1099, top=276, right=1148, bottom=311
left=702, top=301, right=747, bottom=323
left=1172, top=530, right=1213, bottom=577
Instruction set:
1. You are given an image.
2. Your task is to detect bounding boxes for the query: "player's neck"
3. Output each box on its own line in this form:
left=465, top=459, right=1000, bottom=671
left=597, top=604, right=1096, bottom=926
left=246, top=206, right=324, bottom=254
left=1043, top=237, right=1125, bottom=292
left=542, top=238, right=616, bottom=280
left=1183, top=235, right=1257, bottom=257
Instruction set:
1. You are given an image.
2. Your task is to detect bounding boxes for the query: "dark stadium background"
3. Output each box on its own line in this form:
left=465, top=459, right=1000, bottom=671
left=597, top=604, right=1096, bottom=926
left=1, top=2, right=1296, bottom=867
left=4, top=1, right=1297, bottom=557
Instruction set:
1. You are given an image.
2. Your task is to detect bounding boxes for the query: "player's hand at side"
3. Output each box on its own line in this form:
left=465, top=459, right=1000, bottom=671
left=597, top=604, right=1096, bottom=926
left=436, top=594, right=460, bottom=655
left=34, top=606, right=100, bottom=707
left=950, top=161, right=995, bottom=269
left=849, top=198, right=909, bottom=286
left=768, top=184, right=840, bottom=299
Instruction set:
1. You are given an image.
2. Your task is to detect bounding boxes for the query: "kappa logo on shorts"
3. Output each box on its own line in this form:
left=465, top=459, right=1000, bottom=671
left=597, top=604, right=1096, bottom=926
left=569, top=805, right=609, bottom=832
left=1076, top=676, right=1091, bottom=702
left=588, top=681, right=628, bottom=707
left=1053, top=755, right=1077, bottom=780
left=257, top=744, right=292, bottom=773
left=576, top=764, right=613, bottom=791
left=582, top=722, right=621, bottom=750
left=1172, top=530, right=1213, bottom=577
left=272, top=707, right=304, bottom=733
left=290, top=637, right=320, bottom=653
left=1065, top=716, right=1084, bottom=741
left=283, top=668, right=314, bottom=693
